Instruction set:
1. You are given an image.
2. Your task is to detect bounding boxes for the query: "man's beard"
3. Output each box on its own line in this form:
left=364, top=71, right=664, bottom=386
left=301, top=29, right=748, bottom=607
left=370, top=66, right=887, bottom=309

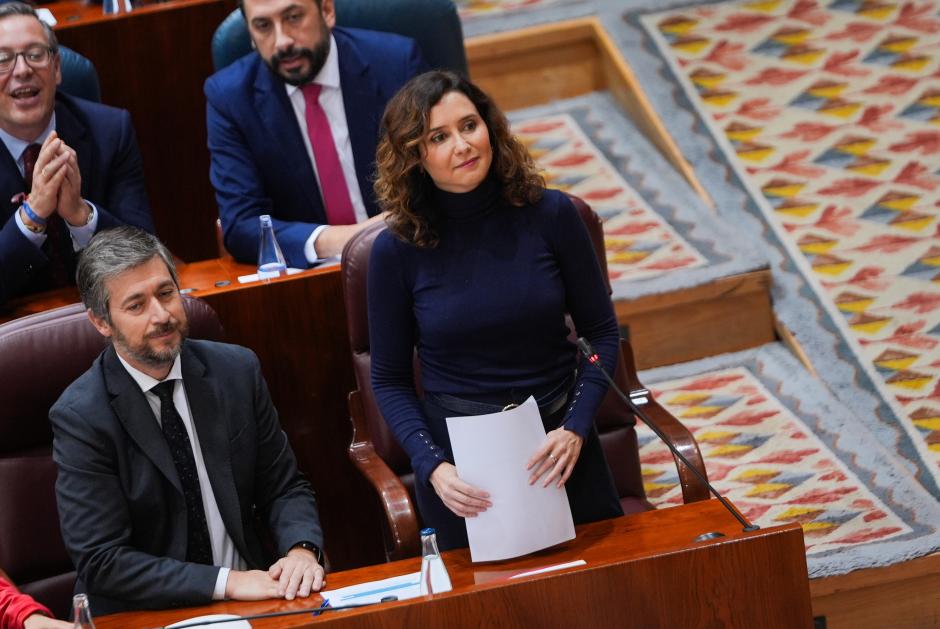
left=112, top=318, right=189, bottom=370
left=269, top=34, right=331, bottom=86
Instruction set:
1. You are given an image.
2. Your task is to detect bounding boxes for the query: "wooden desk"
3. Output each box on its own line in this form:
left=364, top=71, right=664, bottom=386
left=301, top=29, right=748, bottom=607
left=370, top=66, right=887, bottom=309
left=94, top=500, right=813, bottom=628
left=51, top=0, right=235, bottom=262
left=1, top=261, right=387, bottom=570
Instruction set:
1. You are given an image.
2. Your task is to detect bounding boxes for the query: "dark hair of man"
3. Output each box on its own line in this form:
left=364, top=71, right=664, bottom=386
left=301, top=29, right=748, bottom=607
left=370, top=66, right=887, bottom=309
left=77, top=227, right=178, bottom=323
left=0, top=2, right=59, bottom=54
left=238, top=0, right=321, bottom=16
left=374, top=70, right=544, bottom=248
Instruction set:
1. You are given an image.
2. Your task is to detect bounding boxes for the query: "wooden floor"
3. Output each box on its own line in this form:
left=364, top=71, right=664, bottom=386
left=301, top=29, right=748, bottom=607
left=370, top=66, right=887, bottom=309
left=466, top=18, right=940, bottom=629
left=811, top=553, right=940, bottom=628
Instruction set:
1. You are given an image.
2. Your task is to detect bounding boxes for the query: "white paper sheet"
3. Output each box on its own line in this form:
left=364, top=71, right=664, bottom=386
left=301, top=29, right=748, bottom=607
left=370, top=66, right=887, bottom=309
left=319, top=571, right=421, bottom=607
left=167, top=614, right=250, bottom=628
left=446, top=397, right=575, bottom=562
left=236, top=267, right=305, bottom=284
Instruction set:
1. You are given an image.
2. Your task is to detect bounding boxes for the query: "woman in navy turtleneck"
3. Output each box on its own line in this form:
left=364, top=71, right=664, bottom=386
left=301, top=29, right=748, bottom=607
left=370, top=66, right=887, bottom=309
left=368, top=71, right=623, bottom=550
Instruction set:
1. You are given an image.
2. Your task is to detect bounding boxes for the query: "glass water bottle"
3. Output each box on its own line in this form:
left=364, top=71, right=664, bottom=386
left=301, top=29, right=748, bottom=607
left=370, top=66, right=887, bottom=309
left=257, top=214, right=287, bottom=281
left=102, top=0, right=131, bottom=15
left=418, top=527, right=452, bottom=595
left=72, top=593, right=96, bottom=629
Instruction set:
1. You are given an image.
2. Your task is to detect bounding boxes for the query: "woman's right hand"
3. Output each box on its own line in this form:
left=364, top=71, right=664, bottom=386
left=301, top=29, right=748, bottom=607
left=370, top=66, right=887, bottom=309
left=429, top=463, right=492, bottom=518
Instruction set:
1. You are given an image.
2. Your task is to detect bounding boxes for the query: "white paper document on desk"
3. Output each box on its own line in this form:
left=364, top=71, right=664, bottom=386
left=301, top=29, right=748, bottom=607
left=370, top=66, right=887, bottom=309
left=446, top=397, right=575, bottom=562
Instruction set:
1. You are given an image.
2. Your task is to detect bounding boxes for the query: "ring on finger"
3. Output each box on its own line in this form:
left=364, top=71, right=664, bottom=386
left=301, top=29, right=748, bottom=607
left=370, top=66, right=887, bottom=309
left=549, top=453, right=557, bottom=464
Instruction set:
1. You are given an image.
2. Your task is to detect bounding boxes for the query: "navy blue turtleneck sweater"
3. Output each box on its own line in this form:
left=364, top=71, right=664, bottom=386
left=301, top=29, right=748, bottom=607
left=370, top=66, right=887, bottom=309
left=367, top=178, right=619, bottom=485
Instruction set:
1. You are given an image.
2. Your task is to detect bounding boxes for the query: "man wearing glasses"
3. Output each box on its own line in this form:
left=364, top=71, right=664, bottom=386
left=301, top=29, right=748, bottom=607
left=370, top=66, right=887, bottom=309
left=0, top=2, right=153, bottom=305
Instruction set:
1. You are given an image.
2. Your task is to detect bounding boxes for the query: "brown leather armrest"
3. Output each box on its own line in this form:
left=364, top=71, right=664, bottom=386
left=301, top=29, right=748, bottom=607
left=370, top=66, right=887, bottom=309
left=641, top=399, right=710, bottom=503
left=619, top=339, right=710, bottom=504
left=347, top=390, right=420, bottom=560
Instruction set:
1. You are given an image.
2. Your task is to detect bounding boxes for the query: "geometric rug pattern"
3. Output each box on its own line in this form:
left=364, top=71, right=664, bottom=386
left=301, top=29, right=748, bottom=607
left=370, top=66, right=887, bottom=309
left=513, top=114, right=709, bottom=282
left=640, top=343, right=940, bottom=577
left=457, top=0, right=573, bottom=20
left=507, top=92, right=768, bottom=299
left=639, top=0, right=940, bottom=494
left=640, top=365, right=910, bottom=557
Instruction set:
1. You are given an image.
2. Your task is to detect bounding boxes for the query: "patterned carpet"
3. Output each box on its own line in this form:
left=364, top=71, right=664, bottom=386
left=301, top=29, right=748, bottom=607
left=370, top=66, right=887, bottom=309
left=636, top=0, right=940, bottom=500
left=462, top=0, right=940, bottom=573
left=515, top=114, right=707, bottom=282
left=640, top=343, right=940, bottom=576
left=502, top=93, right=940, bottom=574
left=457, top=0, right=572, bottom=19
left=508, top=92, right=765, bottom=300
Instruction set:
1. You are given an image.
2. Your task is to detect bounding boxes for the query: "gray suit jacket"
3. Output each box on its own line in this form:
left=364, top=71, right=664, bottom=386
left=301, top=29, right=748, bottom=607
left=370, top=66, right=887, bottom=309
left=50, top=339, right=322, bottom=614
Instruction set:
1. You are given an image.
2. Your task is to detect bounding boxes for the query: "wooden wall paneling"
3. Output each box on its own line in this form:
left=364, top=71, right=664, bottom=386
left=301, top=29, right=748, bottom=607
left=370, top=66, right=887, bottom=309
left=53, top=0, right=233, bottom=262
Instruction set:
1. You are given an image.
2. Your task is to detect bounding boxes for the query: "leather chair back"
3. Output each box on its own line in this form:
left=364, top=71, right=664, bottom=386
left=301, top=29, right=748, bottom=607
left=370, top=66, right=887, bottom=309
left=341, top=196, right=650, bottom=523
left=59, top=46, right=102, bottom=103
left=211, top=0, right=468, bottom=75
left=343, top=219, right=412, bottom=481
left=0, top=297, right=224, bottom=618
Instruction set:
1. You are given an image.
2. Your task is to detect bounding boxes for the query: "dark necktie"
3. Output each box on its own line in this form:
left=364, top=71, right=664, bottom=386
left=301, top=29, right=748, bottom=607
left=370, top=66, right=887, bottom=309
left=22, top=143, right=40, bottom=191
left=22, top=143, right=70, bottom=287
left=151, top=381, right=213, bottom=565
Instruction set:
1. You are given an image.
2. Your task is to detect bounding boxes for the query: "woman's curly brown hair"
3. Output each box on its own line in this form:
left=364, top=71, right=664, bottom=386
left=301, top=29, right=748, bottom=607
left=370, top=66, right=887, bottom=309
left=374, top=71, right=545, bottom=248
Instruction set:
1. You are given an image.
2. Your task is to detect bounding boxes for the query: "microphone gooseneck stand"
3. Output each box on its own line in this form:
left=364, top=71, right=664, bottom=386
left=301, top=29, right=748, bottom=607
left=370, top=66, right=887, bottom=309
left=576, top=337, right=759, bottom=540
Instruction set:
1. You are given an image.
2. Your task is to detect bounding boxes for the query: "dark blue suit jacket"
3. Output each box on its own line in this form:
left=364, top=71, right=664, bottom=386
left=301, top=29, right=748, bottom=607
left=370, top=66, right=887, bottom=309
left=0, top=93, right=153, bottom=305
left=205, top=27, right=427, bottom=267
left=51, top=339, right=322, bottom=615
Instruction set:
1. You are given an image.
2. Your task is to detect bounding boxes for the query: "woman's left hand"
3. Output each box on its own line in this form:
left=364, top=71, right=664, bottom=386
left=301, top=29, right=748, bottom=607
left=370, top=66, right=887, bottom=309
left=526, top=428, right=583, bottom=488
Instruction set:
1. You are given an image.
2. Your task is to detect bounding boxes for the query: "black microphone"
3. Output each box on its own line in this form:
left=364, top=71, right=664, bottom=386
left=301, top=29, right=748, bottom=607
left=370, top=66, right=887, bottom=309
left=577, top=337, right=759, bottom=537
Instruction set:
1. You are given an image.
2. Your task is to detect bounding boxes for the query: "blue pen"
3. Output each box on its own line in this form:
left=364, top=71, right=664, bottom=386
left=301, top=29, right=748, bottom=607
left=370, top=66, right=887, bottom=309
left=313, top=598, right=330, bottom=617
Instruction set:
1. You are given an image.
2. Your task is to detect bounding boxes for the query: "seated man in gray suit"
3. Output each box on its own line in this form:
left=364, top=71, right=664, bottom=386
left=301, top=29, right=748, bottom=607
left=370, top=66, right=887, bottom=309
left=50, top=227, right=324, bottom=614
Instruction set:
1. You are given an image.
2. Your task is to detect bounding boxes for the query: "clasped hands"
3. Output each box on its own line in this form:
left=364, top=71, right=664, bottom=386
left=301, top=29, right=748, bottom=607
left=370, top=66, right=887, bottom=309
left=430, top=427, right=584, bottom=518
left=224, top=546, right=325, bottom=602
left=21, top=131, right=88, bottom=230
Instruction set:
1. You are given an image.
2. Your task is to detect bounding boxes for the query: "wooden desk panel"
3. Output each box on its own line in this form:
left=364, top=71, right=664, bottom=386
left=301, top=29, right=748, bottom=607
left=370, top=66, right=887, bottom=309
left=94, top=500, right=814, bottom=629
left=51, top=0, right=234, bottom=262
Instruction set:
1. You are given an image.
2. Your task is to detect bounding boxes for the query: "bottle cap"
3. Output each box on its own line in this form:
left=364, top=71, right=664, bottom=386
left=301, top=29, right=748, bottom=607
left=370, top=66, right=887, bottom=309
left=420, top=527, right=435, bottom=536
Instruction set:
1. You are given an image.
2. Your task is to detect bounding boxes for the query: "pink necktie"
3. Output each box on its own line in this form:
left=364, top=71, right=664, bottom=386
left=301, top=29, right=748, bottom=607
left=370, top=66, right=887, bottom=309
left=301, top=83, right=356, bottom=225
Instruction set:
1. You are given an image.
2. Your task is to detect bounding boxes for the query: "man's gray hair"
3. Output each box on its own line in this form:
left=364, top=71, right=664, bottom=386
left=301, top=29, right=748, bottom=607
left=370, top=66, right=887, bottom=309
left=0, top=2, right=59, bottom=53
left=77, top=227, right=178, bottom=322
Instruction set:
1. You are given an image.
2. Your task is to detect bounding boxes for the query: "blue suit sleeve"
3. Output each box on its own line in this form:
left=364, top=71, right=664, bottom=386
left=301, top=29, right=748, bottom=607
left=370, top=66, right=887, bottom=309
left=0, top=214, right=48, bottom=304
left=553, top=195, right=619, bottom=438
left=205, top=84, right=320, bottom=268
left=407, top=38, right=431, bottom=76
left=368, top=233, right=448, bottom=486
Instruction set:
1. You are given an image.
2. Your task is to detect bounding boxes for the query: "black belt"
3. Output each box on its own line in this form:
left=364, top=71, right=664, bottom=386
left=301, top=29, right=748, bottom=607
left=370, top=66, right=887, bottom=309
left=425, top=371, right=575, bottom=418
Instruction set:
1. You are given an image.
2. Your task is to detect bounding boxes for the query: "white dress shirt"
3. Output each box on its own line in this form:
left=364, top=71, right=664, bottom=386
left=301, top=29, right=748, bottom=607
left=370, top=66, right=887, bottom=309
left=0, top=115, right=99, bottom=248
left=285, top=33, right=369, bottom=263
left=117, top=353, right=246, bottom=600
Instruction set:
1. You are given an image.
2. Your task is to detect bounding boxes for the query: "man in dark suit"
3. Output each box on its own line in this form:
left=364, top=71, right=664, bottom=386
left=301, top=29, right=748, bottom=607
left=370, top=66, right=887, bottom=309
left=51, top=227, right=324, bottom=615
left=205, top=0, right=426, bottom=267
left=0, top=2, right=153, bottom=305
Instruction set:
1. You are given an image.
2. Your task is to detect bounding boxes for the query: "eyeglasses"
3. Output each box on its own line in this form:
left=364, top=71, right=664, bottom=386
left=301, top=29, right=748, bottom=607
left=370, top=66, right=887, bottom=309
left=0, top=46, right=54, bottom=74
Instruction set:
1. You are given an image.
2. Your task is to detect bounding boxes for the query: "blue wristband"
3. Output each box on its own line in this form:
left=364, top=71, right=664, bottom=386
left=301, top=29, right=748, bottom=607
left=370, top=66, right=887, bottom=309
left=21, top=200, right=47, bottom=227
